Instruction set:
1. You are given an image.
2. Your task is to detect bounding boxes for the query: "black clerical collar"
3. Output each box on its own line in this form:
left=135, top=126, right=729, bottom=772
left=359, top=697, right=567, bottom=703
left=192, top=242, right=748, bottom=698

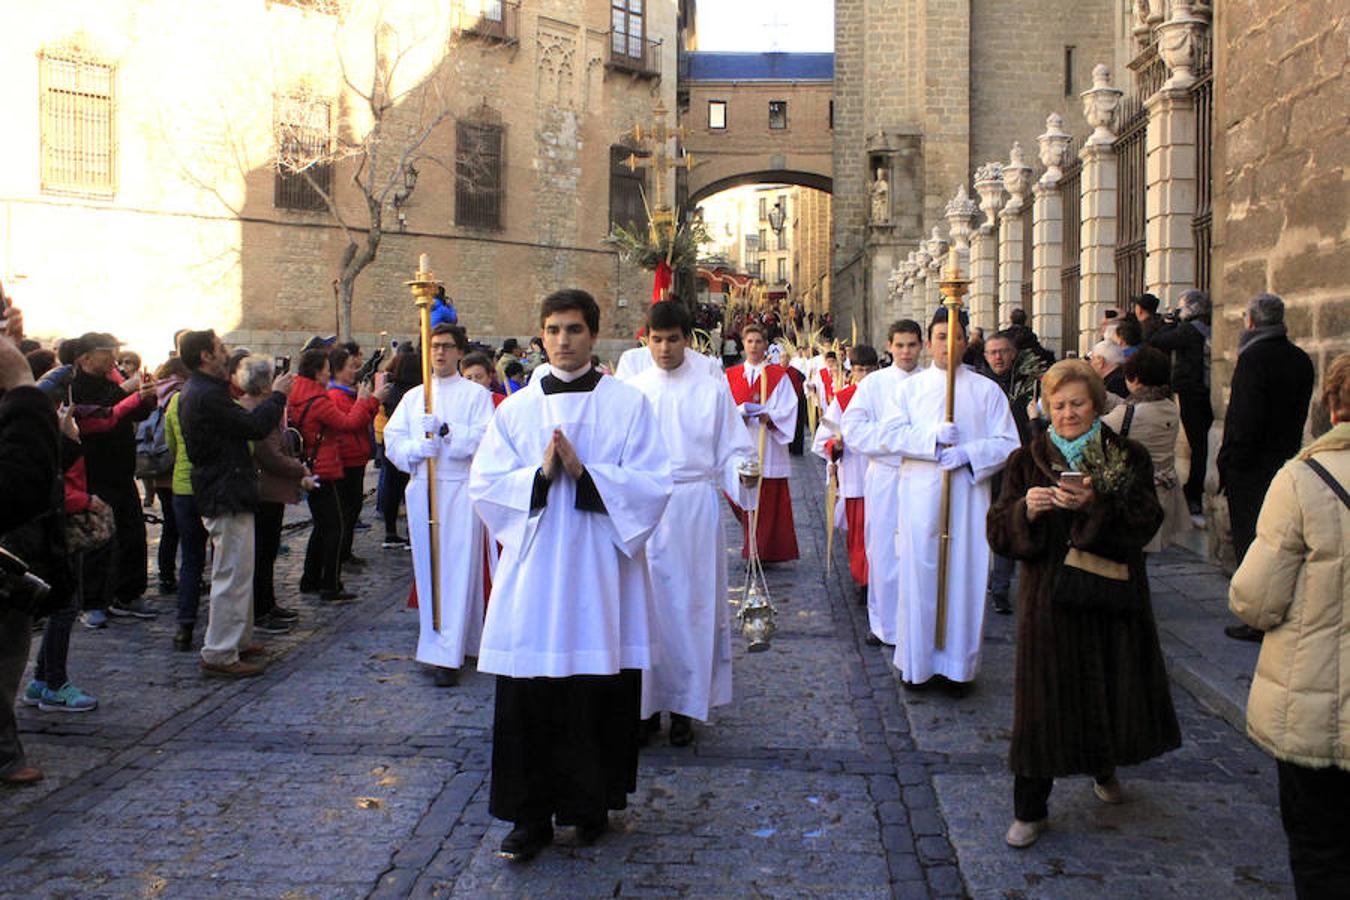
left=540, top=367, right=603, bottom=395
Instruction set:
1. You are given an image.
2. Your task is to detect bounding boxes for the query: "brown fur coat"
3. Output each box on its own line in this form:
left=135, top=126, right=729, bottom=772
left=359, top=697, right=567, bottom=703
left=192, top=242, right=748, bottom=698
left=987, top=425, right=1181, bottom=778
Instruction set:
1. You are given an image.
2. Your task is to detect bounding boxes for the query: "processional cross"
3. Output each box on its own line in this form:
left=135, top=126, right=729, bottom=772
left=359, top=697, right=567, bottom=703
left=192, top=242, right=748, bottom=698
left=624, top=101, right=695, bottom=242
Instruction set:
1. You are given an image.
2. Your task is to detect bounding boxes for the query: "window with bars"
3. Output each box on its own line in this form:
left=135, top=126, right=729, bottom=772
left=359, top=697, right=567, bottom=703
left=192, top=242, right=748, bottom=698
left=758, top=197, right=768, bottom=221
left=39, top=53, right=116, bottom=198
left=611, top=0, right=645, bottom=60
left=274, top=95, right=333, bottom=211
left=609, top=145, right=648, bottom=231
left=776, top=257, right=787, bottom=283
left=456, top=120, right=505, bottom=230
left=768, top=101, right=788, bottom=130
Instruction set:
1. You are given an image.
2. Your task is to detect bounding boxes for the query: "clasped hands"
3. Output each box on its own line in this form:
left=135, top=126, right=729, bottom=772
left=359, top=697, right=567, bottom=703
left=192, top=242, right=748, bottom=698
left=542, top=428, right=584, bottom=481
left=935, top=422, right=969, bottom=472
left=1025, top=477, right=1094, bottom=521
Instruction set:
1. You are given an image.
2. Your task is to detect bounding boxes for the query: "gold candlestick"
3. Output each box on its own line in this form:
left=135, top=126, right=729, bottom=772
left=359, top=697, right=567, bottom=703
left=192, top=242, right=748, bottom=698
left=406, top=254, right=443, bottom=632
left=934, top=250, right=970, bottom=652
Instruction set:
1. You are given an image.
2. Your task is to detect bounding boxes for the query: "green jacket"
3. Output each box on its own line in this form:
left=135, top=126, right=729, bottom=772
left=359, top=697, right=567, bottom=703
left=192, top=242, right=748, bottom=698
left=164, top=393, right=194, bottom=496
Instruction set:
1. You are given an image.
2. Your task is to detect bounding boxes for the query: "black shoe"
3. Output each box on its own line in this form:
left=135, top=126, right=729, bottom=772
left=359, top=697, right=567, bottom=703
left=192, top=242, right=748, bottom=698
left=173, top=625, right=193, bottom=652
left=432, top=667, right=459, bottom=688
left=637, top=713, right=661, bottom=747
left=1224, top=624, right=1264, bottom=643
left=254, top=613, right=290, bottom=635
left=855, top=585, right=868, bottom=607
left=498, top=822, right=553, bottom=862
left=944, top=679, right=975, bottom=698
left=271, top=605, right=300, bottom=622
left=343, top=555, right=367, bottom=569
left=320, top=589, right=357, bottom=602
left=158, top=580, right=178, bottom=595
left=299, top=582, right=321, bottom=595
left=991, top=594, right=1012, bottom=615
left=863, top=632, right=883, bottom=647
left=900, top=678, right=932, bottom=692
left=575, top=815, right=609, bottom=846
left=669, top=714, right=694, bottom=747
left=381, top=535, right=410, bottom=550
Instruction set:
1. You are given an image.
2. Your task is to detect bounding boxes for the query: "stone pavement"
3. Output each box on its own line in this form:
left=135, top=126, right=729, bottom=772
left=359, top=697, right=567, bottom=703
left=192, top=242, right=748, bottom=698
left=0, top=459, right=1294, bottom=898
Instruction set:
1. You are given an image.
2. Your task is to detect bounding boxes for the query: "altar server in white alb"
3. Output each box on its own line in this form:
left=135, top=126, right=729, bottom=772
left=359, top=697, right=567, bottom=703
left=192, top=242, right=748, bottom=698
left=384, top=324, right=495, bottom=688
left=874, top=309, right=1019, bottom=691
left=469, top=290, right=672, bottom=864
left=614, top=340, right=723, bottom=381
left=840, top=320, right=925, bottom=645
left=629, top=301, right=756, bottom=748
left=725, top=323, right=800, bottom=561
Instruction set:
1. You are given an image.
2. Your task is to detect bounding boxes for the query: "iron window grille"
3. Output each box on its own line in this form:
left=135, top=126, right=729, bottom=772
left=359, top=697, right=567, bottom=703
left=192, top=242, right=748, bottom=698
left=456, top=117, right=505, bottom=231
left=609, top=145, right=648, bottom=232
left=39, top=52, right=116, bottom=199
left=274, top=94, right=334, bottom=211
left=768, top=101, right=788, bottom=130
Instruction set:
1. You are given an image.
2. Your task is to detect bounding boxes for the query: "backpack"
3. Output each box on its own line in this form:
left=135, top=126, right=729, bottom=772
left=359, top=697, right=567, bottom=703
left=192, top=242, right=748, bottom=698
left=285, top=395, right=328, bottom=469
left=134, top=401, right=174, bottom=478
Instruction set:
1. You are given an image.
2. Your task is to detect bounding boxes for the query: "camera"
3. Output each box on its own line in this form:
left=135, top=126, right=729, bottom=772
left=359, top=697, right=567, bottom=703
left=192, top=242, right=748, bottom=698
left=274, top=355, right=291, bottom=375
left=0, top=546, right=51, bottom=609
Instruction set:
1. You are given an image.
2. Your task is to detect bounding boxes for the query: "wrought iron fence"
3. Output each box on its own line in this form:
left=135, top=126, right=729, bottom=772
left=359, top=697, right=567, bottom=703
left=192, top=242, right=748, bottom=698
left=1061, top=143, right=1083, bottom=354
left=1113, top=93, right=1148, bottom=312
left=1192, top=46, right=1214, bottom=294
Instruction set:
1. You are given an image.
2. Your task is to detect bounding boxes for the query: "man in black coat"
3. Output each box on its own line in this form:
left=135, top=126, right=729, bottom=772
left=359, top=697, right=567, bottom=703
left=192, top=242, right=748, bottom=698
left=978, top=331, right=1034, bottom=615
left=1216, top=293, right=1315, bottom=642
left=1150, top=289, right=1214, bottom=518
left=177, top=330, right=293, bottom=677
left=69, top=332, right=157, bottom=621
left=0, top=325, right=61, bottom=785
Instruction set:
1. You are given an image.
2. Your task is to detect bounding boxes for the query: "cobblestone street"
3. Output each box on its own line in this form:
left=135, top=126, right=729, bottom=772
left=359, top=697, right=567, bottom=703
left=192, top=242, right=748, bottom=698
left=1, top=459, right=1293, bottom=898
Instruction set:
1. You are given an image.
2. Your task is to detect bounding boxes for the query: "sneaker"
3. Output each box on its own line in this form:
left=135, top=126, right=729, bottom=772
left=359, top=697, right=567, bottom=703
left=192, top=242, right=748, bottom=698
left=254, top=613, right=291, bottom=635
left=382, top=535, right=410, bottom=549
left=21, top=680, right=47, bottom=707
left=108, top=598, right=157, bottom=619
left=1005, top=818, right=1045, bottom=849
left=38, top=683, right=98, bottom=713
left=271, top=605, right=300, bottom=622
left=81, top=610, right=108, bottom=629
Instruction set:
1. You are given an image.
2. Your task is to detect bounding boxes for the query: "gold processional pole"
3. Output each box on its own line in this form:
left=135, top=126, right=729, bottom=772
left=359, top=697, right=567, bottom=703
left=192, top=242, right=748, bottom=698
left=407, top=253, right=442, bottom=633
left=934, top=249, right=970, bottom=652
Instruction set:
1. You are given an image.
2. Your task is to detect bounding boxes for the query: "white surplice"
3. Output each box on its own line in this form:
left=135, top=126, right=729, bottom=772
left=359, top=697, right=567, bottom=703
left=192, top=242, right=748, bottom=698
left=839, top=364, right=916, bottom=644
left=813, top=395, right=867, bottom=496
left=615, top=346, right=723, bottom=381
left=629, top=359, right=755, bottom=721
left=384, top=375, right=495, bottom=669
left=872, top=364, right=1020, bottom=683
left=469, top=366, right=672, bottom=678
left=731, top=362, right=798, bottom=479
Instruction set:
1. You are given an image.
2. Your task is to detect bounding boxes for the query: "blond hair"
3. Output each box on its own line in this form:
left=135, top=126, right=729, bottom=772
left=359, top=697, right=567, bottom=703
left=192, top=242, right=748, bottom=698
left=1040, top=358, right=1107, bottom=415
left=1323, top=353, right=1350, bottom=421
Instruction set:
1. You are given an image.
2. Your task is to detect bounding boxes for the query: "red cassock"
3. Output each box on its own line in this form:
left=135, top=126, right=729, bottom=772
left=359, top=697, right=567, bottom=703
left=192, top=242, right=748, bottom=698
left=826, top=384, right=867, bottom=585
left=726, top=362, right=800, bottom=562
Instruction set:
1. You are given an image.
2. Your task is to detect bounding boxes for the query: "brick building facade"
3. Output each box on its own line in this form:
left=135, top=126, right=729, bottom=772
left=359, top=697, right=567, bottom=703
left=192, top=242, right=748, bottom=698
left=1, top=0, right=679, bottom=361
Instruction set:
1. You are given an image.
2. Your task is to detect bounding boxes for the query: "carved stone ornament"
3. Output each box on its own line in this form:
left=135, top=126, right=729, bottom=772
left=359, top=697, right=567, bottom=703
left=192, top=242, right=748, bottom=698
left=945, top=185, right=978, bottom=251
left=903, top=252, right=920, bottom=286
left=1037, top=113, right=1072, bottom=186
left=1157, top=0, right=1208, bottom=90
left=925, top=227, right=946, bottom=272
left=913, top=245, right=931, bottom=279
left=870, top=167, right=891, bottom=225
left=1081, top=64, right=1124, bottom=146
left=1002, top=143, right=1034, bottom=213
left=888, top=265, right=906, bottom=303
left=974, top=163, right=1005, bottom=233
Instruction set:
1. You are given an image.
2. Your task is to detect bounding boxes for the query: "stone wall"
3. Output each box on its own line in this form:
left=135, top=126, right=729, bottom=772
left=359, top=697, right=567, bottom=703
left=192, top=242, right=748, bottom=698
left=0, top=0, right=675, bottom=358
left=1212, top=0, right=1350, bottom=410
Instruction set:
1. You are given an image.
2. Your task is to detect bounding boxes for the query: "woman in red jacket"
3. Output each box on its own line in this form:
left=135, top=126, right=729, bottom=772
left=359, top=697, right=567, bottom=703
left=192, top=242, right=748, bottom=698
left=326, top=346, right=376, bottom=571
left=287, top=349, right=385, bottom=600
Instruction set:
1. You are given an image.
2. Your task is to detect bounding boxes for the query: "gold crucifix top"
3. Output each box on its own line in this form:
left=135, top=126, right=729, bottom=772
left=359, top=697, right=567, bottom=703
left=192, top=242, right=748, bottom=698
left=625, top=101, right=694, bottom=220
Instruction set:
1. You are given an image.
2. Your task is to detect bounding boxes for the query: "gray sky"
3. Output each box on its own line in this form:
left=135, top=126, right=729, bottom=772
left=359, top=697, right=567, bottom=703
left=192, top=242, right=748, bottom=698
left=696, top=1, right=834, bottom=53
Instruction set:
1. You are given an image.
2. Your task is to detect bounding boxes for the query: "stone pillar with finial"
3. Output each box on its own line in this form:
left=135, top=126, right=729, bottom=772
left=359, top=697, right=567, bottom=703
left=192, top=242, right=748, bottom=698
left=971, top=163, right=1004, bottom=331
left=924, top=227, right=948, bottom=324
left=1032, top=113, right=1072, bottom=354
left=1078, top=63, right=1124, bottom=355
left=912, top=245, right=931, bottom=326
left=998, top=143, right=1034, bottom=327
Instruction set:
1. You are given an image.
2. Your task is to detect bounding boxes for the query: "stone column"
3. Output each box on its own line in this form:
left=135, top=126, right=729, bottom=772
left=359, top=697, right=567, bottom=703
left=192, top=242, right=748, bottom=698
left=925, top=227, right=947, bottom=323
left=998, top=143, right=1034, bottom=326
left=1032, top=114, right=1072, bottom=354
left=1078, top=64, right=1124, bottom=355
left=970, top=163, right=1004, bottom=332
left=1145, top=1, right=1207, bottom=303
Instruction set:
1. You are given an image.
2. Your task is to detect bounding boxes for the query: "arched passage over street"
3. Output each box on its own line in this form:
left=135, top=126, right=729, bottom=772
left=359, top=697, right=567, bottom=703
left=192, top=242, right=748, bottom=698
left=680, top=52, right=833, bottom=207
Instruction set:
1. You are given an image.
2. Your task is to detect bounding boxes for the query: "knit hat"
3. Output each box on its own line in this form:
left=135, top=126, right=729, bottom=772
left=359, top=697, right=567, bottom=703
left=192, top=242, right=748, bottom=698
left=1134, top=293, right=1161, bottom=315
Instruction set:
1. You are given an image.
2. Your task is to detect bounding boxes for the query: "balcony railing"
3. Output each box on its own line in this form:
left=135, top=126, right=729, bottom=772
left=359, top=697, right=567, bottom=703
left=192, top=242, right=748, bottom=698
left=606, top=33, right=662, bottom=80
left=455, top=0, right=519, bottom=45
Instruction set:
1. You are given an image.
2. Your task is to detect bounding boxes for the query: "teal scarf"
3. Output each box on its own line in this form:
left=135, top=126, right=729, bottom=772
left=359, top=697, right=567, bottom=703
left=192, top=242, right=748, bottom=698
left=1049, top=418, right=1101, bottom=471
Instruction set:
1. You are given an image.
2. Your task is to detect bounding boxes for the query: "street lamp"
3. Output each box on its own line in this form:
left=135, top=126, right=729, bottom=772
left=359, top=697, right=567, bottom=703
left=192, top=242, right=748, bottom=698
left=393, top=163, right=419, bottom=232
left=767, top=201, right=785, bottom=238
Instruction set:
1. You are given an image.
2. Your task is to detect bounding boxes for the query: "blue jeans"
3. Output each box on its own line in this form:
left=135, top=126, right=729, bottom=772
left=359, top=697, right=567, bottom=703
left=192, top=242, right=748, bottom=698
left=172, top=494, right=209, bottom=626
left=35, top=555, right=81, bottom=687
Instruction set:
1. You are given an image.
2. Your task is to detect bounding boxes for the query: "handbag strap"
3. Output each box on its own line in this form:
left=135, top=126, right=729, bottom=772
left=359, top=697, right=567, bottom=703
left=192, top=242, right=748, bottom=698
left=1304, top=458, right=1350, bottom=511
left=1119, top=403, right=1136, bottom=439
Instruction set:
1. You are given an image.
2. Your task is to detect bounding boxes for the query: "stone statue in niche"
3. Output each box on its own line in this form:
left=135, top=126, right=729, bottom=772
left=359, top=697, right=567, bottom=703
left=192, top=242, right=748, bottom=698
left=870, top=167, right=890, bottom=225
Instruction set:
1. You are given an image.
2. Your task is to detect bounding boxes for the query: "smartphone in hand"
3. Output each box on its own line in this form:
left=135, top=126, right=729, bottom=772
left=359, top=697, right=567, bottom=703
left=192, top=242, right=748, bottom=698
left=1058, top=471, right=1085, bottom=489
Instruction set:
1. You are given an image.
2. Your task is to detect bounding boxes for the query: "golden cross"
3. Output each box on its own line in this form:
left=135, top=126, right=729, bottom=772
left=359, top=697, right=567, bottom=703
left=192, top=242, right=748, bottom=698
left=625, top=101, right=695, bottom=215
